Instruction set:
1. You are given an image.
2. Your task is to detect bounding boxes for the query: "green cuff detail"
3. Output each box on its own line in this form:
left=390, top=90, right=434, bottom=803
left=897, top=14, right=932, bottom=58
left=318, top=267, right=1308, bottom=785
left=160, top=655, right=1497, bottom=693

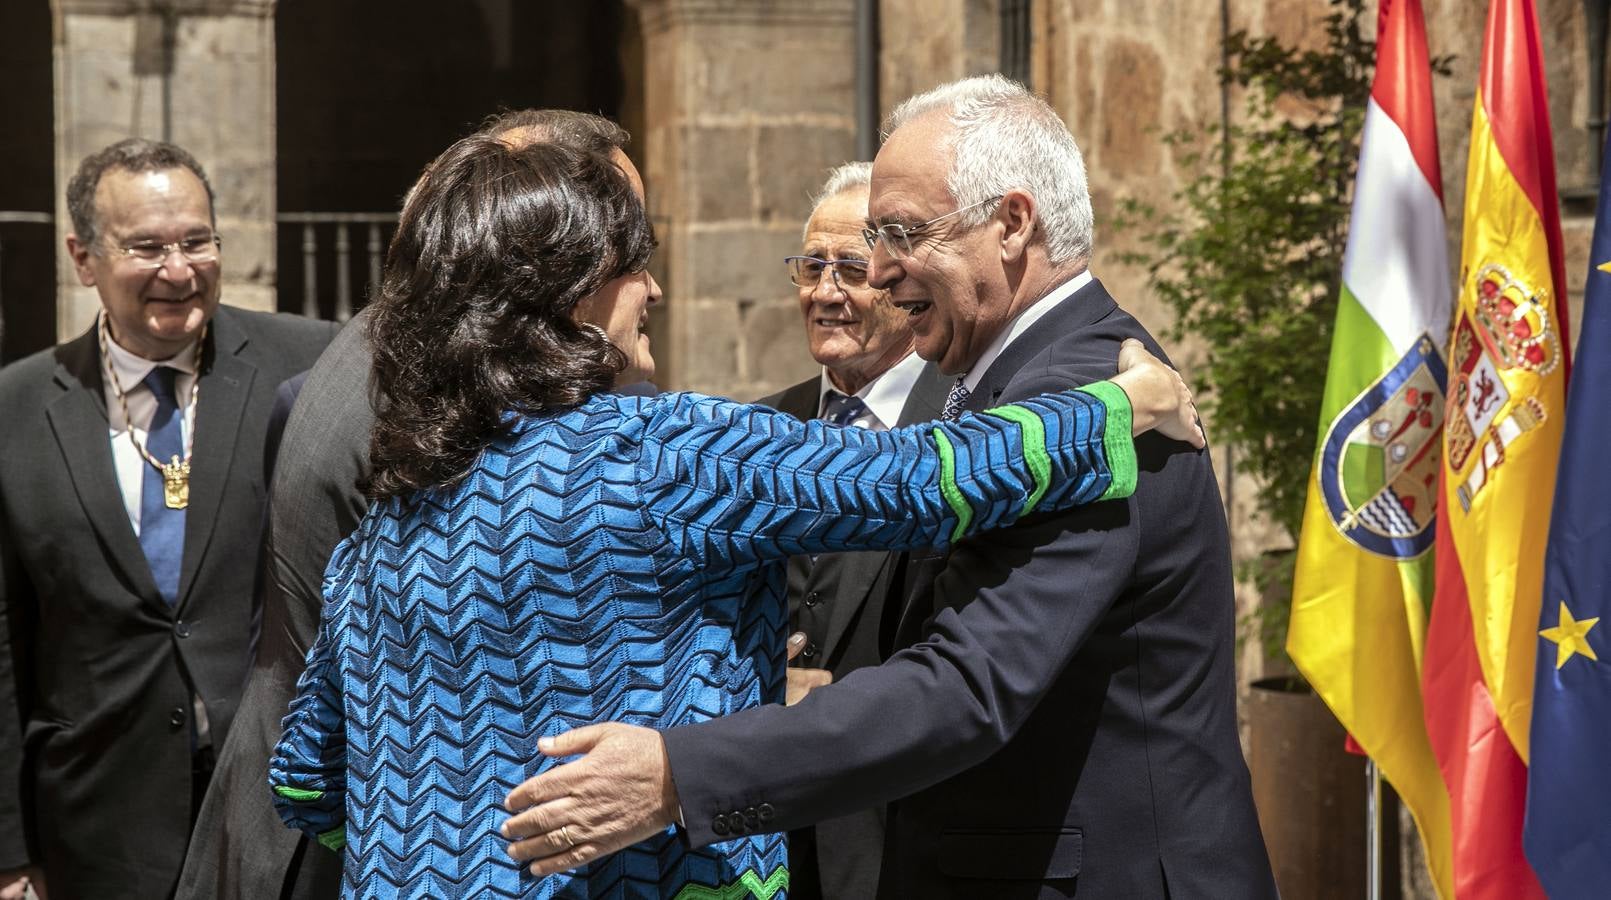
left=672, top=866, right=789, bottom=900
left=317, top=826, right=346, bottom=852
left=274, top=785, right=325, bottom=803
left=1074, top=382, right=1137, bottom=502
left=932, top=428, right=973, bottom=543
left=982, top=404, right=1051, bottom=516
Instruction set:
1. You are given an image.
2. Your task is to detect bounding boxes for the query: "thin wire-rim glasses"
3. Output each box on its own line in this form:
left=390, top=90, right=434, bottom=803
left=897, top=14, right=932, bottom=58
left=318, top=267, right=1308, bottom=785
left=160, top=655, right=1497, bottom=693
left=785, top=255, right=871, bottom=289
left=860, top=195, right=1003, bottom=259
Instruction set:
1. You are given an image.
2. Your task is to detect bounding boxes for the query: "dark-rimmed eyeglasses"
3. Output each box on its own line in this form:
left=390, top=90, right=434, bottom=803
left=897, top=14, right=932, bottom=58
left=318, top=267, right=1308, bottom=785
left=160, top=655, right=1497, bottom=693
left=785, top=255, right=870, bottom=289
left=860, top=195, right=1003, bottom=259
left=110, top=234, right=222, bottom=270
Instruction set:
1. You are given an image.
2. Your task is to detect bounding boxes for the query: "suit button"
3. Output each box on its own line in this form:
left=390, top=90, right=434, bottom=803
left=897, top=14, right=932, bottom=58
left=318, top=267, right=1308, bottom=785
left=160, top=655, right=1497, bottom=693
left=711, top=814, right=729, bottom=836
left=744, top=806, right=760, bottom=829
left=174, top=620, right=191, bottom=638
left=802, top=643, right=818, bottom=659
left=804, top=591, right=822, bottom=608
left=757, top=803, right=774, bottom=822
left=169, top=707, right=186, bottom=727
left=731, top=810, right=747, bottom=833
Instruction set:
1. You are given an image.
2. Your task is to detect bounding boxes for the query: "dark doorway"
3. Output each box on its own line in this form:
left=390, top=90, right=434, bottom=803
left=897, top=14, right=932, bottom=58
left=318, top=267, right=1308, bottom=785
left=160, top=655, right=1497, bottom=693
left=276, top=0, right=629, bottom=319
left=0, top=1, right=56, bottom=363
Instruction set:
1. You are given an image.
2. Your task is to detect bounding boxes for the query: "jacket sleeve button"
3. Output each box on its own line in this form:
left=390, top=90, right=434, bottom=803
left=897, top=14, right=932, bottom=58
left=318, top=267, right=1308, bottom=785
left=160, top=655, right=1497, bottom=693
left=757, top=803, right=774, bottom=822
left=711, top=814, right=729, bottom=837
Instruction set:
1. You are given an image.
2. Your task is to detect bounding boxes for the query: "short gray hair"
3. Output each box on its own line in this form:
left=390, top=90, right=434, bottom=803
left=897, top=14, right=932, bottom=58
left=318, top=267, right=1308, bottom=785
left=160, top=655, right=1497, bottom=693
left=883, top=74, right=1093, bottom=266
left=802, top=161, right=873, bottom=241
left=66, top=138, right=216, bottom=247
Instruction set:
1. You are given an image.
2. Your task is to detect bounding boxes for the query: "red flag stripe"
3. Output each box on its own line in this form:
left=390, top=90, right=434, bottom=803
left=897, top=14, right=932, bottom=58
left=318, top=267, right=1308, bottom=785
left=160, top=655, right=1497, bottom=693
left=1372, top=0, right=1443, bottom=200
left=1423, top=508, right=1545, bottom=899
left=1477, top=0, right=1572, bottom=371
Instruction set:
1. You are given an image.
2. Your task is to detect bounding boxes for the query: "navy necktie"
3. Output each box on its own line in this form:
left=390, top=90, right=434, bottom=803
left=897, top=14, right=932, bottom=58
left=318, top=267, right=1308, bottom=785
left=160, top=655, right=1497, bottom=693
left=821, top=391, right=869, bottom=427
left=942, top=378, right=971, bottom=421
left=140, top=367, right=185, bottom=606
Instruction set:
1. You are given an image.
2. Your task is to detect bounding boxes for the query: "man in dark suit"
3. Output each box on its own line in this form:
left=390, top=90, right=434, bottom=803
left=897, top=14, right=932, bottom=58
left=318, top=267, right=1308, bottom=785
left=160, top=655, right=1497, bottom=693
left=769, top=162, right=948, bottom=900
left=0, top=138, right=337, bottom=900
left=174, top=109, right=654, bottom=900
left=504, top=74, right=1276, bottom=898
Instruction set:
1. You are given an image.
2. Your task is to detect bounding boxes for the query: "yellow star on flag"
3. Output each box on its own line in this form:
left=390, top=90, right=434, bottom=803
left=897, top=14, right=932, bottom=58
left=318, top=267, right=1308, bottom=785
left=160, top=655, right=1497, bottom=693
left=1598, top=260, right=1611, bottom=274
left=1540, top=601, right=1600, bottom=670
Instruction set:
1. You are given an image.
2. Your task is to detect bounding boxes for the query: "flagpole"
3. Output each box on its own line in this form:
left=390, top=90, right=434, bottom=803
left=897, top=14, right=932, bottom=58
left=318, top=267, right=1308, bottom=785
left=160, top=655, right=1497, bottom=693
left=1367, top=758, right=1381, bottom=900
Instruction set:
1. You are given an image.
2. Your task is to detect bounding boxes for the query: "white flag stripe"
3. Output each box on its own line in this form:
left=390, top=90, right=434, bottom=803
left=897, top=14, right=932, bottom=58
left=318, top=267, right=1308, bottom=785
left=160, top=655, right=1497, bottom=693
left=1341, top=98, right=1453, bottom=353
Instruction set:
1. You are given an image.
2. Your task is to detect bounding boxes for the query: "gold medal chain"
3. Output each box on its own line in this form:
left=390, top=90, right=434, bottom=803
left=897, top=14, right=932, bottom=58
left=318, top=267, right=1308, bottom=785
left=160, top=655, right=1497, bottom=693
left=97, top=313, right=205, bottom=507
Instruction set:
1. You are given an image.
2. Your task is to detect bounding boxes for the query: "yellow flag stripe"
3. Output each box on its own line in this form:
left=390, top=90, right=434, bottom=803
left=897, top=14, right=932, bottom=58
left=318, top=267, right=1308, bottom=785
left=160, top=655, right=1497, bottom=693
left=1444, top=94, right=1568, bottom=761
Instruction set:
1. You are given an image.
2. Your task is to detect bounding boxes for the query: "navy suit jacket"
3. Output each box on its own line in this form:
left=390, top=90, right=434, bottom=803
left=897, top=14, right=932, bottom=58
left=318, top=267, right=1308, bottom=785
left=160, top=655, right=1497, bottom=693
left=663, top=279, right=1276, bottom=898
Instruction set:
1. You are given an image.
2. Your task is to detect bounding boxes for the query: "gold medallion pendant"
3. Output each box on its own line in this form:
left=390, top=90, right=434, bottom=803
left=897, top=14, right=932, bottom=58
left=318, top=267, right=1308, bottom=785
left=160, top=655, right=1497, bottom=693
left=162, top=455, right=190, bottom=510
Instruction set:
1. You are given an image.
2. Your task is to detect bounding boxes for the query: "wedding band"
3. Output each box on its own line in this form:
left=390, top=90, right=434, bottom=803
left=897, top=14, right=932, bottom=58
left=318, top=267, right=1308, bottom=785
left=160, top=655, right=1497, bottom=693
left=558, top=825, right=575, bottom=848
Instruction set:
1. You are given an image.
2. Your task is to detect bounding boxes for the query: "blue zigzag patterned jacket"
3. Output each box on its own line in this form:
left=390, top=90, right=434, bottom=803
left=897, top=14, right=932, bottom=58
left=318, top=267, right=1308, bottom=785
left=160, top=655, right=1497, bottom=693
left=270, top=384, right=1137, bottom=899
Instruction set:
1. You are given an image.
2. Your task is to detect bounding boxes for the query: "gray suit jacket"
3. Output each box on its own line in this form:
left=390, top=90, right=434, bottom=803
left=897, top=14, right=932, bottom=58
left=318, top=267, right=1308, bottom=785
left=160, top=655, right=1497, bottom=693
left=0, top=306, right=337, bottom=900
left=175, top=310, right=374, bottom=900
left=759, top=362, right=947, bottom=900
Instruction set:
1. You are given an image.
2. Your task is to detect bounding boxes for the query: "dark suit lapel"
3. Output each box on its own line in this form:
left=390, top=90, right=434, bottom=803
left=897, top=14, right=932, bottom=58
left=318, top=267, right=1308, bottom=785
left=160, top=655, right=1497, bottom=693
left=818, top=360, right=946, bottom=657
left=769, top=377, right=821, bottom=420
left=176, top=309, right=256, bottom=610
left=44, top=328, right=166, bottom=607
left=897, top=361, right=949, bottom=425
left=966, top=277, right=1117, bottom=413
left=896, top=279, right=1116, bottom=644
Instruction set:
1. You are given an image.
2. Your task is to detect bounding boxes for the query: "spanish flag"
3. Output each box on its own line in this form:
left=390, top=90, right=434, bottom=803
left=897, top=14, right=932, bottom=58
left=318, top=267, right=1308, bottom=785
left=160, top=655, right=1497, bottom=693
left=1421, top=0, right=1568, bottom=895
left=1287, top=1, right=1452, bottom=894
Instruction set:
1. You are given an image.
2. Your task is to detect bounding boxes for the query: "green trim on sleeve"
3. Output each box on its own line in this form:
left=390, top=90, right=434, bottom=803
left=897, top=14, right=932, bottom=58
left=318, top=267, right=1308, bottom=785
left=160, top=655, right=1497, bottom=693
left=1074, top=381, right=1137, bottom=501
left=982, top=404, right=1051, bottom=516
left=274, top=785, right=325, bottom=803
left=317, top=826, right=346, bottom=852
left=932, top=427, right=973, bottom=543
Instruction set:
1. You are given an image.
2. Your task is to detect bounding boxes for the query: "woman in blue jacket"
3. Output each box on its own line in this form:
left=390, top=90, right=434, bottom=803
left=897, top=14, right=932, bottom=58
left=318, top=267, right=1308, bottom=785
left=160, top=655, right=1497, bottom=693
left=270, top=134, right=1201, bottom=899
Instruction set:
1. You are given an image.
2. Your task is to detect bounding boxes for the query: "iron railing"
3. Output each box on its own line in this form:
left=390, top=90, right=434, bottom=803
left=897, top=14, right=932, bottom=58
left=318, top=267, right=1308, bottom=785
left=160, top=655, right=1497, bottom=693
left=277, top=211, right=397, bottom=321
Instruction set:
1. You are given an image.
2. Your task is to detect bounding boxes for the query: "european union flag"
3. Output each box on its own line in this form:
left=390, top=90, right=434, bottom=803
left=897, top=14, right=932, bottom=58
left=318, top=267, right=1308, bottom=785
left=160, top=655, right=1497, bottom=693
left=1522, top=130, right=1611, bottom=898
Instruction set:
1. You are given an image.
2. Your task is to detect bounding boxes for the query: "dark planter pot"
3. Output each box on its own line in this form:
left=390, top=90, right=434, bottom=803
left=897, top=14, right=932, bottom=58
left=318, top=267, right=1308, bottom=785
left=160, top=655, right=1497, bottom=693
left=1246, top=676, right=1367, bottom=900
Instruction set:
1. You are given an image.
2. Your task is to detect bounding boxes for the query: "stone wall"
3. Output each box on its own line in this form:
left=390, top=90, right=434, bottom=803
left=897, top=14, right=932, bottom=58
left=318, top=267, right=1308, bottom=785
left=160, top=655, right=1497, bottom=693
left=52, top=0, right=278, bottom=341
left=634, top=0, right=856, bottom=400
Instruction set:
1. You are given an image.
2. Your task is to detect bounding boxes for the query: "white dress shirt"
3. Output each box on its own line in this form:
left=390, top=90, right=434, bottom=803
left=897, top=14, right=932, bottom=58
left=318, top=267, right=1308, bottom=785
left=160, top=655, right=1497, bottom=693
left=817, top=350, right=929, bottom=431
left=100, top=320, right=200, bottom=535
left=961, top=269, right=1094, bottom=394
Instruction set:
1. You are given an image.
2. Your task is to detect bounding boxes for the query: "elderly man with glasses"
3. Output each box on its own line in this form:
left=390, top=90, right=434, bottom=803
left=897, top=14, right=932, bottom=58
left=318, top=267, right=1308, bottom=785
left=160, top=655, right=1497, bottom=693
left=504, top=75, right=1274, bottom=898
left=770, top=162, right=948, bottom=900
left=0, top=138, right=337, bottom=900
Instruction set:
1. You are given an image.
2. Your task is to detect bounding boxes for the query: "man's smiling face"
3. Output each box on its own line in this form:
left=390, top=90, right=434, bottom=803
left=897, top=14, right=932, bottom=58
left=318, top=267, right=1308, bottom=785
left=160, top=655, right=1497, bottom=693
left=797, top=187, right=914, bottom=393
left=865, top=111, right=1014, bottom=377
left=69, top=166, right=221, bottom=360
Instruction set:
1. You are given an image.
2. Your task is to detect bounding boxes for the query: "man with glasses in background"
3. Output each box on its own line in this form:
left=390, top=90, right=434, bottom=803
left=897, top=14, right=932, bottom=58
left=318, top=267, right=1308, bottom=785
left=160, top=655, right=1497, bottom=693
left=504, top=75, right=1274, bottom=898
left=768, top=161, right=947, bottom=900
left=0, top=138, right=336, bottom=900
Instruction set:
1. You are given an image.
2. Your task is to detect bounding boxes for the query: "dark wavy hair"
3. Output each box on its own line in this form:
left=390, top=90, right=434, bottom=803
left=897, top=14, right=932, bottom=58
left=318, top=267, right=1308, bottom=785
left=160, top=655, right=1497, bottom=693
left=364, top=135, right=656, bottom=500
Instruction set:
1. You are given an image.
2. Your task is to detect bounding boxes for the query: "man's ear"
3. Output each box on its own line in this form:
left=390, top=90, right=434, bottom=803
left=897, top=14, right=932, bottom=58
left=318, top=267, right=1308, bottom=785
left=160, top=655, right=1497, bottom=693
left=65, top=234, right=97, bottom=287
left=998, top=189, right=1036, bottom=264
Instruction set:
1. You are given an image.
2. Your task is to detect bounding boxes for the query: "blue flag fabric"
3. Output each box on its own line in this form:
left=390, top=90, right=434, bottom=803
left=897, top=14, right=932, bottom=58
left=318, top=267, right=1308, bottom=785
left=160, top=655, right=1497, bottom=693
left=1522, top=131, right=1611, bottom=898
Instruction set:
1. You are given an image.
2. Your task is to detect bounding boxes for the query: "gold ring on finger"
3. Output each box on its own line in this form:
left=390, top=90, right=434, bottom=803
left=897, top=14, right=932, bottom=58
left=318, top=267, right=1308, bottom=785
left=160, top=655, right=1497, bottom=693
left=558, top=824, right=576, bottom=848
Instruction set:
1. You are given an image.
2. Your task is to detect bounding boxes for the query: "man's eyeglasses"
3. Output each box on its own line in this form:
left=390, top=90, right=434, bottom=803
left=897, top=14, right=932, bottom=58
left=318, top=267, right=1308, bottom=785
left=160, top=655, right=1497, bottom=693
left=786, top=256, right=870, bottom=289
left=111, top=234, right=222, bottom=269
left=860, top=195, right=1003, bottom=259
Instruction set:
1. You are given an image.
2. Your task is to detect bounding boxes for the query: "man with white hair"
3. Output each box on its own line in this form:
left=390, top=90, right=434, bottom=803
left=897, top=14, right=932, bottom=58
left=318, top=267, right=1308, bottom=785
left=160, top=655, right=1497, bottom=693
left=769, top=161, right=948, bottom=899
left=503, top=75, right=1276, bottom=898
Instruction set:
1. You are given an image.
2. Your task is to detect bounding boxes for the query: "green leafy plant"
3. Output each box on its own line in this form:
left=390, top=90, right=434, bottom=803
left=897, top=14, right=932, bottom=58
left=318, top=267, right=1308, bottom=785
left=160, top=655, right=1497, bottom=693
left=1114, top=0, right=1449, bottom=669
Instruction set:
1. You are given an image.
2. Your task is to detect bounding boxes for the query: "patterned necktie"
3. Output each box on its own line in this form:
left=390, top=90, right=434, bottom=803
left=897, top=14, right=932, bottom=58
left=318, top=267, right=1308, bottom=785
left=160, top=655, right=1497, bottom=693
left=139, top=366, right=185, bottom=606
left=942, top=378, right=972, bottom=421
left=821, top=390, right=870, bottom=427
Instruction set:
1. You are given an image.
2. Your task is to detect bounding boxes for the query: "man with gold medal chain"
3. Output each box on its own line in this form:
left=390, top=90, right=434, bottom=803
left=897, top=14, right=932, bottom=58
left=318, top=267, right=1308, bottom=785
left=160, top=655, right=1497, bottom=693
left=0, top=138, right=337, bottom=900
